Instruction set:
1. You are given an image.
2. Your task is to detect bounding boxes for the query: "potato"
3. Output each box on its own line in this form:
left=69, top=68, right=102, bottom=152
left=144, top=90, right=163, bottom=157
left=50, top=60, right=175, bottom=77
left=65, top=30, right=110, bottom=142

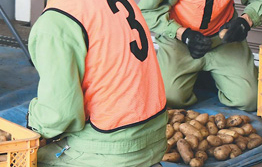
left=170, top=113, right=185, bottom=124
left=166, top=124, right=175, bottom=139
left=207, top=135, right=223, bottom=147
left=241, top=123, right=254, bottom=135
left=228, top=144, right=242, bottom=159
left=215, top=113, right=226, bottom=129
left=235, top=135, right=249, bottom=144
left=217, top=134, right=234, bottom=144
left=187, top=110, right=200, bottom=120
left=179, top=123, right=203, bottom=141
left=214, top=145, right=231, bottom=160
left=229, top=127, right=245, bottom=136
left=247, top=138, right=262, bottom=149
left=173, top=122, right=181, bottom=131
left=197, top=139, right=209, bottom=151
left=226, top=115, right=242, bottom=127
left=218, top=129, right=238, bottom=139
left=240, top=115, right=251, bottom=124
left=167, top=132, right=184, bottom=152
left=189, top=158, right=204, bottom=167
left=234, top=135, right=248, bottom=151
left=189, top=120, right=209, bottom=138
left=209, top=115, right=215, bottom=123
left=195, top=113, right=209, bottom=125
left=177, top=139, right=194, bottom=164
left=162, top=150, right=181, bottom=162
left=206, top=121, right=218, bottom=135
left=189, top=120, right=203, bottom=130
left=236, top=141, right=247, bottom=151
left=185, top=134, right=199, bottom=150
left=195, top=150, right=208, bottom=162
left=249, top=133, right=262, bottom=139
left=172, top=109, right=187, bottom=116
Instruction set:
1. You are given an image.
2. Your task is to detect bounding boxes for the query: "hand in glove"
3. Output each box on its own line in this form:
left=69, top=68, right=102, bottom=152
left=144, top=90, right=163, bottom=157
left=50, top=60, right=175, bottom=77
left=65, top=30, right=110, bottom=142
left=182, top=28, right=212, bottom=59
left=219, top=17, right=251, bottom=43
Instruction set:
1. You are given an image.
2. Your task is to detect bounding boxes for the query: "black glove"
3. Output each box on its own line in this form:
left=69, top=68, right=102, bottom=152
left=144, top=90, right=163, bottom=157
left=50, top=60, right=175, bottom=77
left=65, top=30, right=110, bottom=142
left=182, top=28, right=212, bottom=59
left=219, top=17, right=251, bottom=43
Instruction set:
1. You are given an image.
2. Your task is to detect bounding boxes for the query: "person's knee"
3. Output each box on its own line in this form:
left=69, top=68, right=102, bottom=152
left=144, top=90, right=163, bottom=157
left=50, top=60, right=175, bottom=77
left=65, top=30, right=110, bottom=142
left=220, top=89, right=257, bottom=112
left=237, top=91, right=257, bottom=112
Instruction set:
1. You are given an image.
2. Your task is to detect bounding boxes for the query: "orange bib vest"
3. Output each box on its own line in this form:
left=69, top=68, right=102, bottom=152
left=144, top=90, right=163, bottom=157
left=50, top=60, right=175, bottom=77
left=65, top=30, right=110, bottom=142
left=170, top=0, right=235, bottom=36
left=44, top=0, right=166, bottom=132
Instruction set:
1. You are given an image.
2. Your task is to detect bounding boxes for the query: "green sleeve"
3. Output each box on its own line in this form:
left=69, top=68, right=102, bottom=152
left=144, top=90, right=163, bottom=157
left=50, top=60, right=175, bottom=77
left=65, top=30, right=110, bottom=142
left=138, top=0, right=181, bottom=38
left=28, top=11, right=87, bottom=139
left=242, top=0, right=262, bottom=27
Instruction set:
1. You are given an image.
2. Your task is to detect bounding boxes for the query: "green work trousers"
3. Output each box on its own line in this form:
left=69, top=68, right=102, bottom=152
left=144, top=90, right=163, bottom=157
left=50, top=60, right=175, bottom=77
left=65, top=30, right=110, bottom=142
left=155, top=34, right=258, bottom=111
left=37, top=137, right=166, bottom=167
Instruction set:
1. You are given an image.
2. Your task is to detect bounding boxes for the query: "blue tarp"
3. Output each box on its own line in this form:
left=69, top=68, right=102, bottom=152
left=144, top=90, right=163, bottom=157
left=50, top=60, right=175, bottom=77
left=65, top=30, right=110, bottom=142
left=0, top=46, right=262, bottom=167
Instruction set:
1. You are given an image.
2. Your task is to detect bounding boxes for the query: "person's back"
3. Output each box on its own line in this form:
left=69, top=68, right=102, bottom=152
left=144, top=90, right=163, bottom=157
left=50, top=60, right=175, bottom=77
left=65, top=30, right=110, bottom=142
left=27, top=0, right=167, bottom=166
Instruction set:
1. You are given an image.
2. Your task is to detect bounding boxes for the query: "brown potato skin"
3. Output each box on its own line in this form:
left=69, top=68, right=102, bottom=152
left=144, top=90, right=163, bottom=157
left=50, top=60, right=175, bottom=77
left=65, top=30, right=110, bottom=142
left=187, top=110, right=200, bottom=120
left=189, top=158, right=204, bottom=167
left=195, top=113, right=209, bottom=125
left=209, top=115, right=216, bottom=123
left=207, top=135, right=223, bottom=147
left=228, top=144, right=242, bottom=159
left=189, top=120, right=209, bottom=138
left=179, top=123, right=203, bottom=141
left=226, top=115, right=242, bottom=127
left=173, top=122, right=181, bottom=132
left=240, top=115, right=251, bottom=124
left=241, top=123, right=254, bottom=135
left=170, top=113, right=185, bottom=124
left=189, top=120, right=204, bottom=130
left=217, top=134, right=234, bottom=144
left=177, top=139, right=194, bottom=164
left=185, top=134, right=199, bottom=150
left=218, top=129, right=239, bottom=139
left=214, top=145, right=231, bottom=160
left=167, top=131, right=184, bottom=152
left=206, top=121, right=218, bottom=135
left=197, top=139, right=209, bottom=152
left=249, top=133, right=262, bottom=139
left=247, top=138, right=262, bottom=149
left=162, top=150, right=181, bottom=162
left=195, top=150, right=208, bottom=162
left=229, top=127, right=245, bottom=136
left=215, top=113, right=226, bottom=129
left=166, top=124, right=175, bottom=139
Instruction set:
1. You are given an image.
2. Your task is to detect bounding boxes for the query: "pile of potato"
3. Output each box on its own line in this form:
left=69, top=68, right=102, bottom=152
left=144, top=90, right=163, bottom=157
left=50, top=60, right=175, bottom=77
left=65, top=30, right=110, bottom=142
left=163, top=109, right=262, bottom=167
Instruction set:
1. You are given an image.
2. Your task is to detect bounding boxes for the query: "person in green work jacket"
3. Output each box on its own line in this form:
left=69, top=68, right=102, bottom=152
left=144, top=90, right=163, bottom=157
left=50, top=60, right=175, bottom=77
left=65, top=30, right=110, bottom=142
left=27, top=0, right=167, bottom=166
left=138, top=0, right=262, bottom=112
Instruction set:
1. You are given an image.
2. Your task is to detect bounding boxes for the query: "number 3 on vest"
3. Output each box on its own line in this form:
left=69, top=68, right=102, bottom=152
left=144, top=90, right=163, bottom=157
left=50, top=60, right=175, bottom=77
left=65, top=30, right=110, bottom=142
left=107, top=0, right=148, bottom=62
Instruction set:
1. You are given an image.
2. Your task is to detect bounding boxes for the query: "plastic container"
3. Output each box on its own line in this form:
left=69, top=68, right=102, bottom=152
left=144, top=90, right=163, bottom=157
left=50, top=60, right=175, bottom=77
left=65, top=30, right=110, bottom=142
left=0, top=117, right=40, bottom=167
